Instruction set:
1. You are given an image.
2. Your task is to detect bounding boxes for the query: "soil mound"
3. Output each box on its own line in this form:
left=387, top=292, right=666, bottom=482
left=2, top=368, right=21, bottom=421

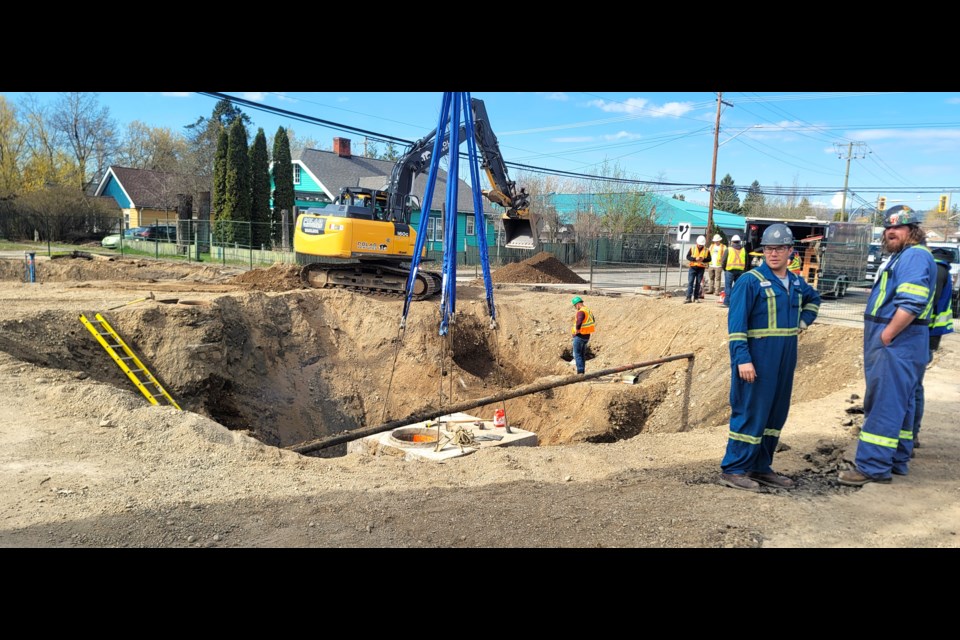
left=227, top=264, right=304, bottom=292
left=492, top=252, right=587, bottom=284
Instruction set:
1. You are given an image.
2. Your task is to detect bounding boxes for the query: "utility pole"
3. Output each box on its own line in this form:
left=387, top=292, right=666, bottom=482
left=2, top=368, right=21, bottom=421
left=835, top=141, right=867, bottom=220
left=707, top=92, right=733, bottom=238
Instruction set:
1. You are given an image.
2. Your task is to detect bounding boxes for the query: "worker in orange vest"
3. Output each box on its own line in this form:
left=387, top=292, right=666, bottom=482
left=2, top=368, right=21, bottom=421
left=570, top=296, right=596, bottom=374
left=684, top=235, right=710, bottom=303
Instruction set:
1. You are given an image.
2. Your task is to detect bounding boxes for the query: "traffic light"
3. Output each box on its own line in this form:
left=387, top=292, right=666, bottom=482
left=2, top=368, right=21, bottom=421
left=877, top=196, right=887, bottom=212
left=938, top=194, right=949, bottom=213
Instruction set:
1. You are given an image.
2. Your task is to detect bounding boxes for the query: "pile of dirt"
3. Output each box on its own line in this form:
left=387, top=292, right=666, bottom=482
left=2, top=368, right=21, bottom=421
left=227, top=264, right=304, bottom=292
left=492, top=252, right=587, bottom=284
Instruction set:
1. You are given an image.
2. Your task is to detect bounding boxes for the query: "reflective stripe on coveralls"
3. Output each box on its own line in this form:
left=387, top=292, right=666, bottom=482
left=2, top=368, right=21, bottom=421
left=856, top=244, right=937, bottom=478
left=721, top=263, right=821, bottom=475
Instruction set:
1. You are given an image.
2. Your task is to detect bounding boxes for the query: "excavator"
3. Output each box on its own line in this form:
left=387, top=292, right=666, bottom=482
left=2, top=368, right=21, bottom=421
left=294, top=97, right=541, bottom=299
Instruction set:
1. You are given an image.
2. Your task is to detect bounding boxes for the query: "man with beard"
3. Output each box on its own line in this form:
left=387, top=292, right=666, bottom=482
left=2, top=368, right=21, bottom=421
left=838, top=205, right=938, bottom=486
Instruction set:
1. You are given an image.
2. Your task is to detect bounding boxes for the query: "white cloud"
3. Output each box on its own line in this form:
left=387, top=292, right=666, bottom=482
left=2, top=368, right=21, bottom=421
left=604, top=131, right=642, bottom=141
left=586, top=97, right=695, bottom=118
left=275, top=93, right=296, bottom=103
left=240, top=92, right=268, bottom=102
left=947, top=97, right=960, bottom=105
left=337, top=96, right=349, bottom=103
left=831, top=192, right=845, bottom=209
left=161, top=92, right=191, bottom=98
left=542, top=92, right=569, bottom=101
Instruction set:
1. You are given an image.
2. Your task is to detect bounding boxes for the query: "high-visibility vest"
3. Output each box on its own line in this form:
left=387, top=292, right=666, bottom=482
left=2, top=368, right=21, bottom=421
left=572, top=306, right=596, bottom=335
left=725, top=247, right=746, bottom=271
left=930, top=262, right=954, bottom=337
left=688, top=246, right=709, bottom=268
left=788, top=251, right=802, bottom=275
left=709, top=243, right=726, bottom=267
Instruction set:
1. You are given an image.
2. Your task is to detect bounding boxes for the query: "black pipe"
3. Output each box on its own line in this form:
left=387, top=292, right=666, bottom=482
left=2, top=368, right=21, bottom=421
left=287, top=352, right=695, bottom=455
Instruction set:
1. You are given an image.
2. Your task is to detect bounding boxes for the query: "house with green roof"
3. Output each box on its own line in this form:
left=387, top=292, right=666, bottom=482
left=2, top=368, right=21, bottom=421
left=541, top=192, right=746, bottom=241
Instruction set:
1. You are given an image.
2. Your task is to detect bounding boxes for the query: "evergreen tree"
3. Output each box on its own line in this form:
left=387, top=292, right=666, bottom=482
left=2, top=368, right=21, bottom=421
left=741, top=180, right=765, bottom=218
left=222, top=119, right=251, bottom=246
left=212, top=129, right=228, bottom=220
left=249, top=128, right=271, bottom=249
left=185, top=99, right=251, bottom=178
left=714, top=174, right=741, bottom=214
left=271, top=127, right=295, bottom=247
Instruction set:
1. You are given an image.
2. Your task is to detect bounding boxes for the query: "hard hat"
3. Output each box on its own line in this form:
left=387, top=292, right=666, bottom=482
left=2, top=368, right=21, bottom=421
left=883, top=204, right=920, bottom=228
left=712, top=234, right=722, bottom=242
left=760, top=223, right=795, bottom=247
left=571, top=296, right=583, bottom=305
left=731, top=235, right=741, bottom=243
left=696, top=235, right=706, bottom=245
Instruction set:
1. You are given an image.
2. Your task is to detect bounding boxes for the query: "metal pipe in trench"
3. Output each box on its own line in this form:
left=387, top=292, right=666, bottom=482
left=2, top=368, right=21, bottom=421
left=287, top=352, right=696, bottom=455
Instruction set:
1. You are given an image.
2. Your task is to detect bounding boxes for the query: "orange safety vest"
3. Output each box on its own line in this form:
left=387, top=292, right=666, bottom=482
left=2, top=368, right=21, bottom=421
left=572, top=306, right=596, bottom=335
left=788, top=251, right=802, bottom=275
left=688, top=246, right=709, bottom=269
left=724, top=247, right=746, bottom=271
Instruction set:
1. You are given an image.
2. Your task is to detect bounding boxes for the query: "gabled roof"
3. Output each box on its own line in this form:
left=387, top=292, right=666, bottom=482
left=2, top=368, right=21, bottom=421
left=297, top=147, right=494, bottom=214
left=95, top=166, right=191, bottom=209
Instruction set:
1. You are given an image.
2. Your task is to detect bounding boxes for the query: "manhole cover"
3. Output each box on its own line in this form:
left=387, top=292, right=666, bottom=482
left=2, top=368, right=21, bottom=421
left=389, top=426, right=440, bottom=447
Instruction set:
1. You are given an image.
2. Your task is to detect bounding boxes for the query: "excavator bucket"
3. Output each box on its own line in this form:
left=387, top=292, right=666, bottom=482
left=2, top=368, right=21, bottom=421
left=502, top=212, right=542, bottom=250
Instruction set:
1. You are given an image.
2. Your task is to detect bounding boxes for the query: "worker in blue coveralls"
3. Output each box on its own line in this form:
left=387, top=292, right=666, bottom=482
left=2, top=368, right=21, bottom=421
left=911, top=246, right=954, bottom=456
left=719, top=223, right=821, bottom=492
left=838, top=205, right=938, bottom=486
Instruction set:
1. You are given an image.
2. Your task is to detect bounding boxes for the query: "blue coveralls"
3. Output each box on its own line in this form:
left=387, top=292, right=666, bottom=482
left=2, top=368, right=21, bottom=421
left=721, top=263, right=821, bottom=475
left=913, top=260, right=954, bottom=440
left=857, top=245, right=937, bottom=478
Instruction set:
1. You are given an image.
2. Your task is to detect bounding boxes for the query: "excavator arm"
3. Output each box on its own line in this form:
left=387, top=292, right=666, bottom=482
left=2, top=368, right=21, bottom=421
left=383, top=97, right=541, bottom=249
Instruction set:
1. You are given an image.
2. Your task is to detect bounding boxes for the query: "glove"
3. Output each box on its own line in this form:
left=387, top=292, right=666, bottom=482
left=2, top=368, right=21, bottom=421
left=799, top=320, right=808, bottom=332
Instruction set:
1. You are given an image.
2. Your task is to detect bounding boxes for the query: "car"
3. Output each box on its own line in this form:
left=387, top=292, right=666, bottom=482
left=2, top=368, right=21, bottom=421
left=101, top=226, right=148, bottom=249
left=865, top=242, right=886, bottom=282
left=134, top=225, right=177, bottom=242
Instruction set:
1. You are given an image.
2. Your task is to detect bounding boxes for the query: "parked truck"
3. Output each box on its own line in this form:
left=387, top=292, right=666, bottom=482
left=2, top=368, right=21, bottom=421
left=743, top=216, right=873, bottom=298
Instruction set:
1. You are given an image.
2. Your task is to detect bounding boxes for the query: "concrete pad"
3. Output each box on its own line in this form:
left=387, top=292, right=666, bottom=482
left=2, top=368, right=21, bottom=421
left=347, top=411, right=537, bottom=461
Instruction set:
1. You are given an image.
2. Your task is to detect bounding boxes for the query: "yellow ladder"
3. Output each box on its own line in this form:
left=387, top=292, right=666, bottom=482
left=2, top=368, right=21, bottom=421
left=79, top=312, right=181, bottom=410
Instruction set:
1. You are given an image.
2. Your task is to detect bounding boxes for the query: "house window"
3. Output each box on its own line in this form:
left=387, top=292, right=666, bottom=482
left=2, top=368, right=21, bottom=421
left=428, top=216, right=444, bottom=242
left=466, top=215, right=475, bottom=236
left=293, top=164, right=301, bottom=186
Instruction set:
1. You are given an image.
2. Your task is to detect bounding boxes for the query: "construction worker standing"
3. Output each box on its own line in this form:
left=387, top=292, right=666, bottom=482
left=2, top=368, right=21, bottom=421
left=720, top=223, right=821, bottom=492
left=705, top=234, right=727, bottom=296
left=839, top=205, right=937, bottom=486
left=570, top=296, right=595, bottom=374
left=684, top=236, right=710, bottom=303
left=721, top=234, right=747, bottom=308
left=912, top=246, right=955, bottom=453
left=787, top=248, right=803, bottom=276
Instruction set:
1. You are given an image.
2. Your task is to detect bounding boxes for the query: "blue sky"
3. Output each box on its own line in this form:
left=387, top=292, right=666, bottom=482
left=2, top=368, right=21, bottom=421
left=5, top=90, right=960, bottom=216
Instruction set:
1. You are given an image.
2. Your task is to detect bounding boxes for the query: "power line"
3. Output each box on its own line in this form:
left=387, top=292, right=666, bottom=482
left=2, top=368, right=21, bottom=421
left=199, top=92, right=960, bottom=199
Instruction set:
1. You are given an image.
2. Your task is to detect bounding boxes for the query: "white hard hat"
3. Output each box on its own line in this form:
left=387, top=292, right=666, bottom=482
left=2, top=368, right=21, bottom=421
left=712, top=234, right=722, bottom=242
left=696, top=235, right=706, bottom=245
left=731, top=235, right=741, bottom=242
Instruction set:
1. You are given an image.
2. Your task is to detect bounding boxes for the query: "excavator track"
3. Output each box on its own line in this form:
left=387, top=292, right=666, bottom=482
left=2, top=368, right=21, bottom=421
left=300, top=261, right=442, bottom=300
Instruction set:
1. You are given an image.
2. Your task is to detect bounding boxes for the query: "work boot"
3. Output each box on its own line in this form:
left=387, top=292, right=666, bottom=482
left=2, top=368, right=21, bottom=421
left=719, top=473, right=761, bottom=492
left=683, top=298, right=692, bottom=304
left=747, top=471, right=796, bottom=489
left=837, top=468, right=892, bottom=487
